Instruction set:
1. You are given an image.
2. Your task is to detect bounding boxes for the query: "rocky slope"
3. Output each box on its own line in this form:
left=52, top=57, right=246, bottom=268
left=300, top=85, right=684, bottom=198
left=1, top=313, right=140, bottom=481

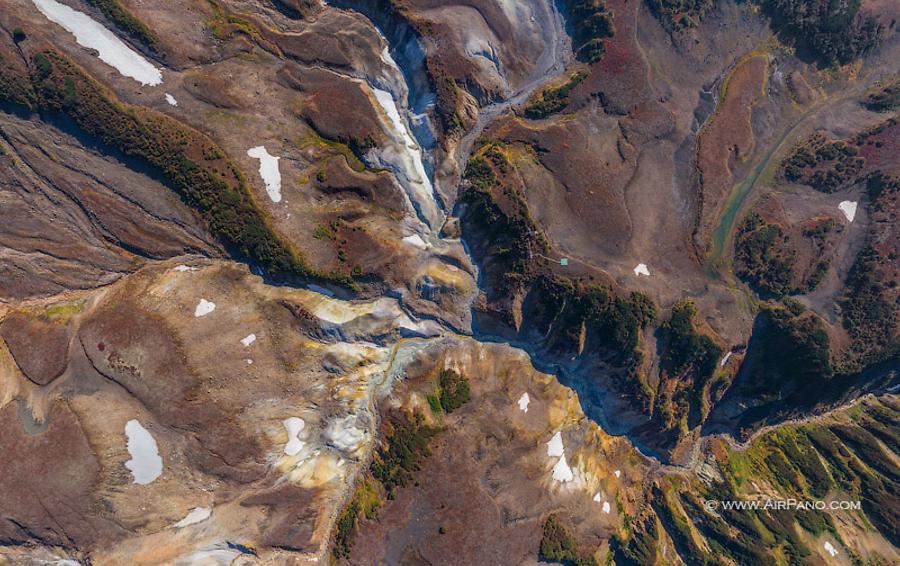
left=0, top=0, right=898, bottom=564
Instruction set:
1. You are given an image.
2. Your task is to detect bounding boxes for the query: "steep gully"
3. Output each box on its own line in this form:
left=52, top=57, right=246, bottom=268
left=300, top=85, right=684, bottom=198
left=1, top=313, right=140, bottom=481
left=307, top=2, right=880, bottom=475
left=322, top=0, right=723, bottom=474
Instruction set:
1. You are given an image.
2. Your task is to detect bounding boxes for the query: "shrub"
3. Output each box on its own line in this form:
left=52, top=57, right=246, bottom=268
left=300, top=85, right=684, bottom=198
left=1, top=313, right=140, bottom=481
left=864, top=81, right=900, bottom=112
left=437, top=369, right=470, bottom=413
left=12, top=28, right=26, bottom=43
left=85, top=0, right=160, bottom=52
left=524, top=71, right=588, bottom=120
left=540, top=514, right=597, bottom=566
left=370, top=411, right=438, bottom=498
left=20, top=50, right=352, bottom=285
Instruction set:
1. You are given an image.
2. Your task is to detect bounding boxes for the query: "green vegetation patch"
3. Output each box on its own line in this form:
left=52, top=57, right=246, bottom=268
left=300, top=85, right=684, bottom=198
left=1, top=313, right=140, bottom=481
left=839, top=174, right=899, bottom=370
left=562, top=0, right=614, bottom=63
left=12, top=50, right=350, bottom=286
left=737, top=304, right=833, bottom=407
left=863, top=80, right=900, bottom=113
left=523, top=70, right=587, bottom=120
left=85, top=0, right=160, bottom=53
left=540, top=514, right=598, bottom=566
left=429, top=369, right=471, bottom=414
left=782, top=135, right=864, bottom=193
left=660, top=300, right=722, bottom=378
left=332, top=479, right=380, bottom=559
left=370, top=411, right=439, bottom=498
left=757, top=0, right=884, bottom=66
left=734, top=212, right=796, bottom=297
left=647, top=0, right=714, bottom=30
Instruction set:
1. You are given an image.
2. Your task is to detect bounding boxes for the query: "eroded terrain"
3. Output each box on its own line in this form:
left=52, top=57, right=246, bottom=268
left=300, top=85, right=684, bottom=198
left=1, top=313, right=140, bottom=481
left=0, top=0, right=898, bottom=564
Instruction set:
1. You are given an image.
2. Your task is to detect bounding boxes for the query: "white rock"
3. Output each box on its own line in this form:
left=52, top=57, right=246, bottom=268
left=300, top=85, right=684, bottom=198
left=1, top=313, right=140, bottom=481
left=165, top=93, right=178, bottom=107
left=838, top=200, right=858, bottom=222
left=282, top=417, right=306, bottom=456
left=245, top=358, right=253, bottom=365
left=247, top=146, right=282, bottom=203
left=326, top=415, right=366, bottom=453
left=633, top=263, right=651, bottom=276
left=124, top=420, right=163, bottom=485
left=173, top=507, right=211, bottom=528
left=194, top=299, right=216, bottom=317
left=517, top=392, right=530, bottom=413
left=547, top=431, right=564, bottom=457
left=31, top=0, right=162, bottom=86
left=240, top=334, right=256, bottom=347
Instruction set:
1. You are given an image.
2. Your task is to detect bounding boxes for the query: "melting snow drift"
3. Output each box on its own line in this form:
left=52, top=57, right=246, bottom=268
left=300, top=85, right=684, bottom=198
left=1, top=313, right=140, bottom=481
left=552, top=454, right=574, bottom=482
left=240, top=333, right=257, bottom=347
left=547, top=431, right=564, bottom=457
left=194, top=299, right=216, bottom=317
left=165, top=93, right=178, bottom=106
left=838, top=200, right=858, bottom=222
left=124, top=419, right=163, bottom=484
left=402, top=234, right=428, bottom=250
left=247, top=146, right=282, bottom=203
left=31, top=0, right=163, bottom=86
left=517, top=392, right=530, bottom=413
left=547, top=431, right=573, bottom=482
left=174, top=507, right=212, bottom=528
left=282, top=417, right=306, bottom=456
left=633, top=263, right=650, bottom=276
left=824, top=541, right=838, bottom=557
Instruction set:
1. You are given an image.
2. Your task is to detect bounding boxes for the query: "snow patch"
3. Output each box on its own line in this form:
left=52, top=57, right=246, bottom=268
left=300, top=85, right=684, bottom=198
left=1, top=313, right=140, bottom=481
left=165, top=93, right=178, bottom=107
left=174, top=507, right=211, bottom=528
left=174, top=264, right=197, bottom=272
left=593, top=493, right=602, bottom=503
left=31, top=0, right=162, bottom=86
left=282, top=417, right=306, bottom=456
left=552, top=454, right=574, bottom=482
left=614, top=469, right=621, bottom=478
left=838, top=200, right=857, bottom=222
left=720, top=351, right=732, bottom=367
left=517, top=392, right=530, bottom=413
left=247, top=146, right=282, bottom=203
left=240, top=334, right=256, bottom=347
left=824, top=541, right=838, bottom=557
left=633, top=263, right=650, bottom=276
left=547, top=431, right=564, bottom=457
left=602, top=501, right=611, bottom=514
left=194, top=299, right=216, bottom=317
left=245, top=358, right=253, bottom=365
left=124, top=419, right=163, bottom=484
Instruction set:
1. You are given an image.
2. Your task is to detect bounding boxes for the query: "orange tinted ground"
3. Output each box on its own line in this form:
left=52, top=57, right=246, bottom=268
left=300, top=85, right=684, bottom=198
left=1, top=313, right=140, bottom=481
left=695, top=54, right=768, bottom=251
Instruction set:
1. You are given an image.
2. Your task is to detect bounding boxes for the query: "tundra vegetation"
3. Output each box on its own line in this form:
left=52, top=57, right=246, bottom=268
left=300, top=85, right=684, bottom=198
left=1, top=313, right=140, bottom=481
left=332, top=371, right=472, bottom=558
left=523, top=70, right=588, bottom=120
left=539, top=514, right=598, bottom=566
left=85, top=0, right=160, bottom=53
left=562, top=0, right=615, bottom=63
left=0, top=48, right=353, bottom=285
left=863, top=80, right=900, bottom=112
